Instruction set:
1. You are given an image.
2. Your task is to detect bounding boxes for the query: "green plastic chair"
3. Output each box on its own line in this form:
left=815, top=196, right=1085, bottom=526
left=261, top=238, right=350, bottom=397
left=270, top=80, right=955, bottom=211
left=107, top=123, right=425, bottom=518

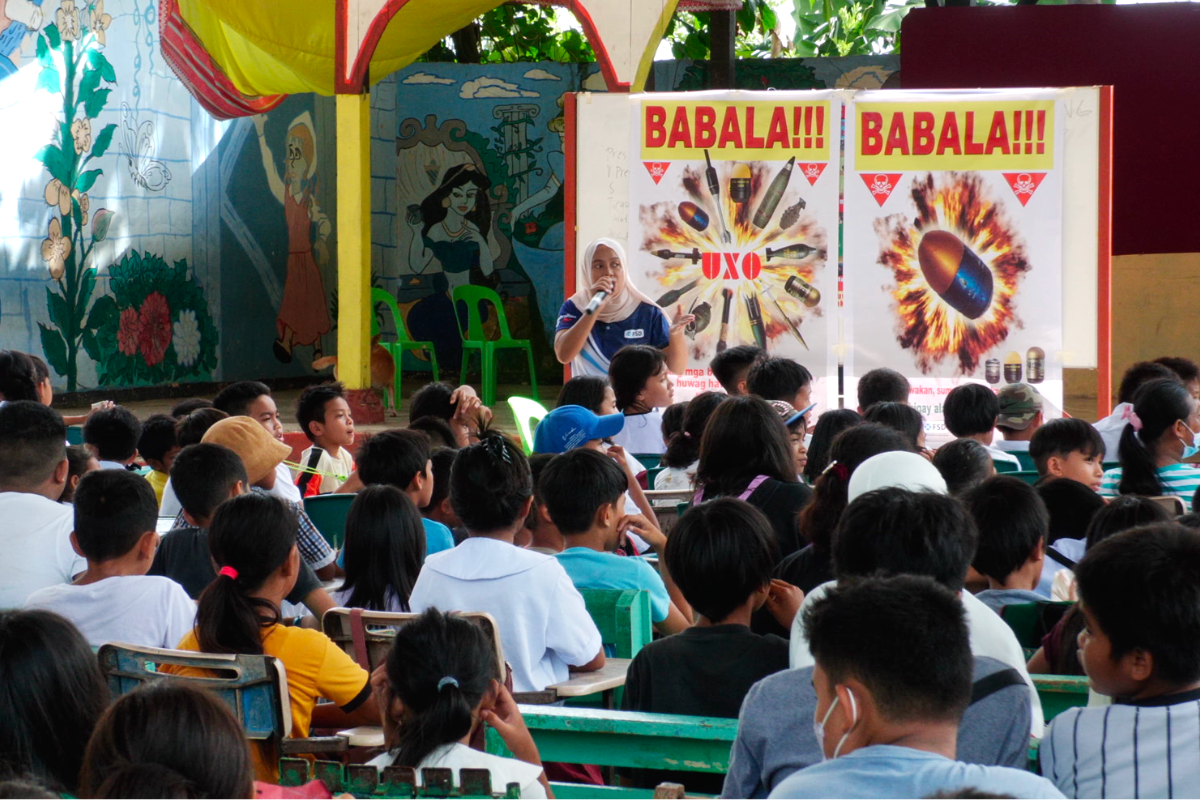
left=371, top=287, right=439, bottom=414
left=452, top=285, right=537, bottom=407
left=1013, top=451, right=1037, bottom=472
left=66, top=425, right=84, bottom=445
left=1009, top=469, right=1041, bottom=486
left=507, top=396, right=548, bottom=454
left=993, top=459, right=1019, bottom=473
left=303, top=494, right=355, bottom=550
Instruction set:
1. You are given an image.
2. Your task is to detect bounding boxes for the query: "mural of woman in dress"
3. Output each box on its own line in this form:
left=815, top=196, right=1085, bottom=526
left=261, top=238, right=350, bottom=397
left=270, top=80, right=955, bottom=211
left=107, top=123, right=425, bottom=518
left=253, top=111, right=332, bottom=365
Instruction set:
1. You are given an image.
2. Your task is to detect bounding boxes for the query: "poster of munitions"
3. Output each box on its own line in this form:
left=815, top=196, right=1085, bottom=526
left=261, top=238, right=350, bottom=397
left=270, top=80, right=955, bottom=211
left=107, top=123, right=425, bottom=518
left=627, top=91, right=843, bottom=408
left=843, top=90, right=1066, bottom=439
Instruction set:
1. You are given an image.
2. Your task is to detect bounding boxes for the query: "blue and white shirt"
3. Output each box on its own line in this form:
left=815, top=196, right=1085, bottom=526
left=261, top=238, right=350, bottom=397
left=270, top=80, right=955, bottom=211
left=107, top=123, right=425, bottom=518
left=1099, top=463, right=1200, bottom=511
left=556, top=299, right=669, bottom=377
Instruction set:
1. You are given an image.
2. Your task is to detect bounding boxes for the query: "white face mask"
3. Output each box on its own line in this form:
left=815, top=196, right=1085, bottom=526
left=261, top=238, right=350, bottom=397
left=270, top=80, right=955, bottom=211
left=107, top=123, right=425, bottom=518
left=1180, top=420, right=1200, bottom=460
left=813, top=688, right=858, bottom=761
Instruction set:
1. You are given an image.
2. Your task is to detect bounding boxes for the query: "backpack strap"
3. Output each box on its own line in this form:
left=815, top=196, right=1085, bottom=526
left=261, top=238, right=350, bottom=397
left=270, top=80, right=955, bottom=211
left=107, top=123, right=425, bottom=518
left=737, top=474, right=771, bottom=501
left=970, top=667, right=1026, bottom=705
left=296, top=446, right=325, bottom=497
left=1046, top=546, right=1077, bottom=570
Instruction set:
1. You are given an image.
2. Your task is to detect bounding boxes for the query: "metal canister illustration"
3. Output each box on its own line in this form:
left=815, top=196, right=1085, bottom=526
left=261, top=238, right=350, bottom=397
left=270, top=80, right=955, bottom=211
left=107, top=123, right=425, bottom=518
left=1026, top=347, right=1045, bottom=384
left=1004, top=352, right=1023, bottom=383
left=985, top=358, right=1001, bottom=384
left=752, top=157, right=794, bottom=229
left=678, top=201, right=709, bottom=232
left=730, top=164, right=752, bottom=203
left=766, top=243, right=817, bottom=261
left=784, top=275, right=821, bottom=308
left=745, top=293, right=767, bottom=350
left=917, top=230, right=994, bottom=320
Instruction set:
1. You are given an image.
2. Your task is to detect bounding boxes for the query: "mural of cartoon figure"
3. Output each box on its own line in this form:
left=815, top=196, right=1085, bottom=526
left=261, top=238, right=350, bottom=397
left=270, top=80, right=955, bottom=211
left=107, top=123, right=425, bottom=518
left=252, top=111, right=331, bottom=365
left=0, top=0, right=43, bottom=77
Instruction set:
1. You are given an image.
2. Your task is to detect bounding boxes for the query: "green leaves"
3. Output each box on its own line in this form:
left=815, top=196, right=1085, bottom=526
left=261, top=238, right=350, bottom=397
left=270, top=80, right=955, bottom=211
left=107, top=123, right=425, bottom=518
left=75, top=168, right=102, bottom=192
left=35, top=67, right=60, bottom=94
left=86, top=293, right=118, bottom=331
left=83, top=87, right=110, bottom=119
left=35, top=144, right=70, bottom=186
left=45, top=23, right=61, bottom=49
left=91, top=207, right=113, bottom=242
left=38, top=323, right=70, bottom=377
left=92, top=123, right=116, bottom=159
left=46, top=287, right=72, bottom=335
left=87, top=50, right=117, bottom=83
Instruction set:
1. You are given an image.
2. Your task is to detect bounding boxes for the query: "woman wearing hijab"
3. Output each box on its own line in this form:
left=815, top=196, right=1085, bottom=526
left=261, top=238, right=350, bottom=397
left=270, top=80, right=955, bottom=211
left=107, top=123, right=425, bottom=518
left=554, top=238, right=693, bottom=376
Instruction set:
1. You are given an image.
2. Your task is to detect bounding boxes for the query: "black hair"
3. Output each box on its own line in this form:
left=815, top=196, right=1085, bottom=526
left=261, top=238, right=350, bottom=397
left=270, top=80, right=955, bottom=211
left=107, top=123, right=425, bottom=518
left=746, top=357, right=812, bottom=404
left=662, top=392, right=725, bottom=470
left=296, top=382, right=346, bottom=441
left=357, top=429, right=432, bottom=491
left=1037, top=478, right=1107, bottom=544
left=932, top=438, right=993, bottom=498
left=856, top=368, right=911, bottom=411
left=449, top=433, right=532, bottom=534
left=799, top=423, right=911, bottom=555
left=963, top=476, right=1049, bottom=583
left=803, top=409, right=862, bottom=483
left=1076, top=523, right=1200, bottom=684
left=833, top=488, right=978, bottom=592
left=175, top=408, right=228, bottom=448
left=666, top=498, right=777, bottom=622
left=0, top=401, right=67, bottom=490
left=1029, top=417, right=1106, bottom=476
left=72, top=470, right=158, bottom=563
left=708, top=345, right=763, bottom=395
left=338, top=485, right=425, bottom=612
left=212, top=381, right=271, bottom=416
left=1176, top=512, right=1200, bottom=530
left=556, top=376, right=611, bottom=414
left=1117, top=361, right=1180, bottom=405
left=408, top=416, right=458, bottom=450
left=661, top=402, right=686, bottom=442
left=540, top=449, right=628, bottom=535
left=863, top=402, right=924, bottom=451
left=1155, top=356, right=1200, bottom=385
left=942, top=383, right=999, bottom=438
left=0, top=609, right=108, bottom=794
left=526, top=452, right=555, bottom=531
left=28, top=354, right=50, bottom=386
left=695, top=395, right=798, bottom=498
left=1083, top=495, right=1171, bottom=551
left=608, top=345, right=667, bottom=411
left=195, top=492, right=296, bottom=655
left=79, top=682, right=253, bottom=800
left=384, top=608, right=500, bottom=768
left=169, top=398, right=213, bottom=418
left=82, top=406, right=141, bottom=462
left=423, top=447, right=457, bottom=514
left=0, top=350, right=41, bottom=402
left=62, top=444, right=95, bottom=504
left=1118, top=378, right=1197, bottom=497
left=408, top=382, right=458, bottom=423
left=170, top=444, right=248, bottom=521
left=137, top=413, right=178, bottom=465
left=421, top=164, right=492, bottom=241
left=804, top=575, right=972, bottom=723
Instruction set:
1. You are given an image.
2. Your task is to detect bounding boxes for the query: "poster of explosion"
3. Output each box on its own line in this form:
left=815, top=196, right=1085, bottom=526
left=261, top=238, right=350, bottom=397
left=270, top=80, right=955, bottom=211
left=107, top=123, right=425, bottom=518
left=843, top=90, right=1067, bottom=441
left=629, top=92, right=843, bottom=407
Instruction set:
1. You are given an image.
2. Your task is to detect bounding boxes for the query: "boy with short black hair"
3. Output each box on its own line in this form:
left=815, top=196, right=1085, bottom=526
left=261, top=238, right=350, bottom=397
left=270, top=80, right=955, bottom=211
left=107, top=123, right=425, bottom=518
left=856, top=367, right=910, bottom=413
left=421, top=447, right=461, bottom=540
left=747, top=356, right=813, bottom=414
left=25, top=470, right=194, bottom=649
left=210, top=381, right=300, bottom=503
left=1029, top=417, right=1106, bottom=492
left=295, top=382, right=355, bottom=495
left=1155, top=355, right=1200, bottom=399
left=769, top=576, right=1062, bottom=799
left=942, top=383, right=1020, bottom=468
left=170, top=397, right=212, bottom=418
left=353, top=428, right=454, bottom=556
left=963, top=476, right=1048, bottom=612
left=541, top=449, right=688, bottom=637
left=138, top=413, right=179, bottom=504
left=61, top=443, right=99, bottom=504
left=524, top=453, right=562, bottom=554
left=709, top=344, right=763, bottom=396
left=1040, top=523, right=1200, bottom=797
left=83, top=405, right=141, bottom=470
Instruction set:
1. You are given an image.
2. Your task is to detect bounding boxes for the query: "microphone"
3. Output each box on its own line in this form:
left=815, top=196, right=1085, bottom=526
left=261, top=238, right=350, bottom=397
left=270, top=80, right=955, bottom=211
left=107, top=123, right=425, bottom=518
left=584, top=291, right=608, bottom=316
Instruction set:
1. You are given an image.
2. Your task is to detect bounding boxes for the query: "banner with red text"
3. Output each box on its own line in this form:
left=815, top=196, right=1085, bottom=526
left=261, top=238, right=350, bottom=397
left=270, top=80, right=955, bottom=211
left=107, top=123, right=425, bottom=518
left=628, top=91, right=844, bottom=410
left=844, top=90, right=1067, bottom=441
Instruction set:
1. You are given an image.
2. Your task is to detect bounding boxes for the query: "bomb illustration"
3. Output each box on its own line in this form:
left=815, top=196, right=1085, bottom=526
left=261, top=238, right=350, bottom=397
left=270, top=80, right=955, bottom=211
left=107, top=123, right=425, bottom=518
left=916, top=230, right=994, bottom=320
left=678, top=201, right=709, bottom=232
left=1004, top=352, right=1022, bottom=383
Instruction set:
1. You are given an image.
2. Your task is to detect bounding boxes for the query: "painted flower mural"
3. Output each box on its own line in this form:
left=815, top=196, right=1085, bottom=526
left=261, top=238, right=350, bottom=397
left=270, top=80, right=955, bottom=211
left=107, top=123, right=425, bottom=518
left=40, top=217, right=71, bottom=280
left=173, top=310, right=202, bottom=367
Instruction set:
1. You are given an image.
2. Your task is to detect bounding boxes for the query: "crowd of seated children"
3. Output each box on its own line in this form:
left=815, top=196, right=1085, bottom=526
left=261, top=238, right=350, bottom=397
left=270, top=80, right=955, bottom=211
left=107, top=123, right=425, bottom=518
left=136, top=413, right=178, bottom=504
left=421, top=447, right=462, bottom=540
left=1040, top=523, right=1200, bottom=798
left=369, top=608, right=551, bottom=798
left=1030, top=417, right=1106, bottom=492
left=168, top=491, right=379, bottom=781
left=854, top=367, right=910, bottom=414
left=540, top=448, right=690, bottom=637
left=709, top=344, right=763, bottom=396
left=408, top=381, right=489, bottom=447
left=932, top=438, right=994, bottom=497
left=158, top=406, right=229, bottom=516
left=408, top=433, right=605, bottom=694
left=963, top=476, right=1049, bottom=613
left=62, top=443, right=98, bottom=504
left=83, top=405, right=142, bottom=471
left=862, top=401, right=928, bottom=457
left=769, top=575, right=1062, bottom=799
left=747, top=356, right=814, bottom=418
left=1093, top=360, right=1183, bottom=458
left=993, top=383, right=1044, bottom=454
left=608, top=344, right=674, bottom=454
left=656, top=391, right=724, bottom=490
left=329, top=484, right=424, bottom=612
left=25, top=470, right=195, bottom=649
left=211, top=381, right=302, bottom=503
left=802, top=408, right=861, bottom=484
left=943, top=382, right=1021, bottom=468
left=295, top=381, right=355, bottom=495
left=1100, top=377, right=1200, bottom=510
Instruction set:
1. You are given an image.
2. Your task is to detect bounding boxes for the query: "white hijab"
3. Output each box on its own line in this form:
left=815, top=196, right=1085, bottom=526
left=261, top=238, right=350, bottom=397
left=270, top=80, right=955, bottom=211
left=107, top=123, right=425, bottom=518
left=568, top=238, right=659, bottom=324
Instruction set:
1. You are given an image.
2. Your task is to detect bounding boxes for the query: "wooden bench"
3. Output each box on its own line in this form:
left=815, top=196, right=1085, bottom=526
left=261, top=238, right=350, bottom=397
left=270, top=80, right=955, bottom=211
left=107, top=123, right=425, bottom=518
left=278, top=758, right=521, bottom=798
left=644, top=490, right=692, bottom=535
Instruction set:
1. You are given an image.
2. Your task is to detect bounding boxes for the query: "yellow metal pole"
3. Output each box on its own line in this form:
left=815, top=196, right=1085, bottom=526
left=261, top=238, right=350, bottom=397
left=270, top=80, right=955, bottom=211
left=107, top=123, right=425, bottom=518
left=336, top=91, right=372, bottom=392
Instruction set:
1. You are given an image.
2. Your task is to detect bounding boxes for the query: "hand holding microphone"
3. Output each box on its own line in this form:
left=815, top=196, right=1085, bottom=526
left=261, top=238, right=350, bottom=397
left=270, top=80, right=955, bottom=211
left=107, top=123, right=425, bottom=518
left=584, top=275, right=615, bottom=316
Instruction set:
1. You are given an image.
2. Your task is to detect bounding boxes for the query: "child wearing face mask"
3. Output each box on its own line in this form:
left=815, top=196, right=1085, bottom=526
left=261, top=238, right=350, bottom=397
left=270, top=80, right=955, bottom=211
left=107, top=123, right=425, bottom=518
left=1099, top=378, right=1200, bottom=510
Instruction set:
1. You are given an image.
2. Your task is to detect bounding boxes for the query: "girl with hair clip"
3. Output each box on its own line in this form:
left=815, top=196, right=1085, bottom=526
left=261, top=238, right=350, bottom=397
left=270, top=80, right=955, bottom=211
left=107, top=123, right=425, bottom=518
left=802, top=409, right=862, bottom=485
left=554, top=238, right=694, bottom=377
left=330, top=485, right=425, bottom=612
left=367, top=608, right=551, bottom=799
left=1100, top=377, right=1200, bottom=509
left=657, top=391, right=725, bottom=490
left=167, top=492, right=378, bottom=781
left=79, top=682, right=253, bottom=799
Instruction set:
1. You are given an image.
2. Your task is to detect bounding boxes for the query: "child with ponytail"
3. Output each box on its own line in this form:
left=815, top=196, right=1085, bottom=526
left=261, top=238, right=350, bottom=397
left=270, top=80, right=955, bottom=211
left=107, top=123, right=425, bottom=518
left=368, top=608, right=550, bottom=798
left=1100, top=377, right=1200, bottom=509
left=168, top=492, right=378, bottom=781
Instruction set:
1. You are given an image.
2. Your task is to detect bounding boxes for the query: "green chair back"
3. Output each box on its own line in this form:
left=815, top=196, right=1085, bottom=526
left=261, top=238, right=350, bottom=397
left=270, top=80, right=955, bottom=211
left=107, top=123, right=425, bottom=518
left=993, top=459, right=1019, bottom=473
left=304, top=494, right=355, bottom=550
left=579, top=589, right=653, bottom=660
left=633, top=453, right=661, bottom=471
left=1013, top=451, right=1037, bottom=472
left=998, top=601, right=1073, bottom=649
left=67, top=425, right=84, bottom=445
left=1102, top=461, right=1119, bottom=471
left=507, top=396, right=549, bottom=454
left=1009, top=470, right=1041, bottom=486
left=454, top=284, right=515, bottom=342
left=1033, top=674, right=1090, bottom=724
left=371, top=287, right=413, bottom=342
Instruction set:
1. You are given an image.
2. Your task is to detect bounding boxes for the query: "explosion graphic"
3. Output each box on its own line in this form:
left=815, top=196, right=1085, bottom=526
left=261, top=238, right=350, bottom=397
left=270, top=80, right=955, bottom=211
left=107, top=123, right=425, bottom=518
left=637, top=161, right=828, bottom=359
left=875, top=172, right=1031, bottom=375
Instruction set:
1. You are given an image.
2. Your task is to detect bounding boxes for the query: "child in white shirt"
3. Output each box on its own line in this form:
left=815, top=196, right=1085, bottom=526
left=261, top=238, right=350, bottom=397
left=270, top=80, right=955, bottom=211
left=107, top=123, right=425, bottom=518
left=295, top=382, right=355, bottom=495
left=608, top=345, right=674, bottom=455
